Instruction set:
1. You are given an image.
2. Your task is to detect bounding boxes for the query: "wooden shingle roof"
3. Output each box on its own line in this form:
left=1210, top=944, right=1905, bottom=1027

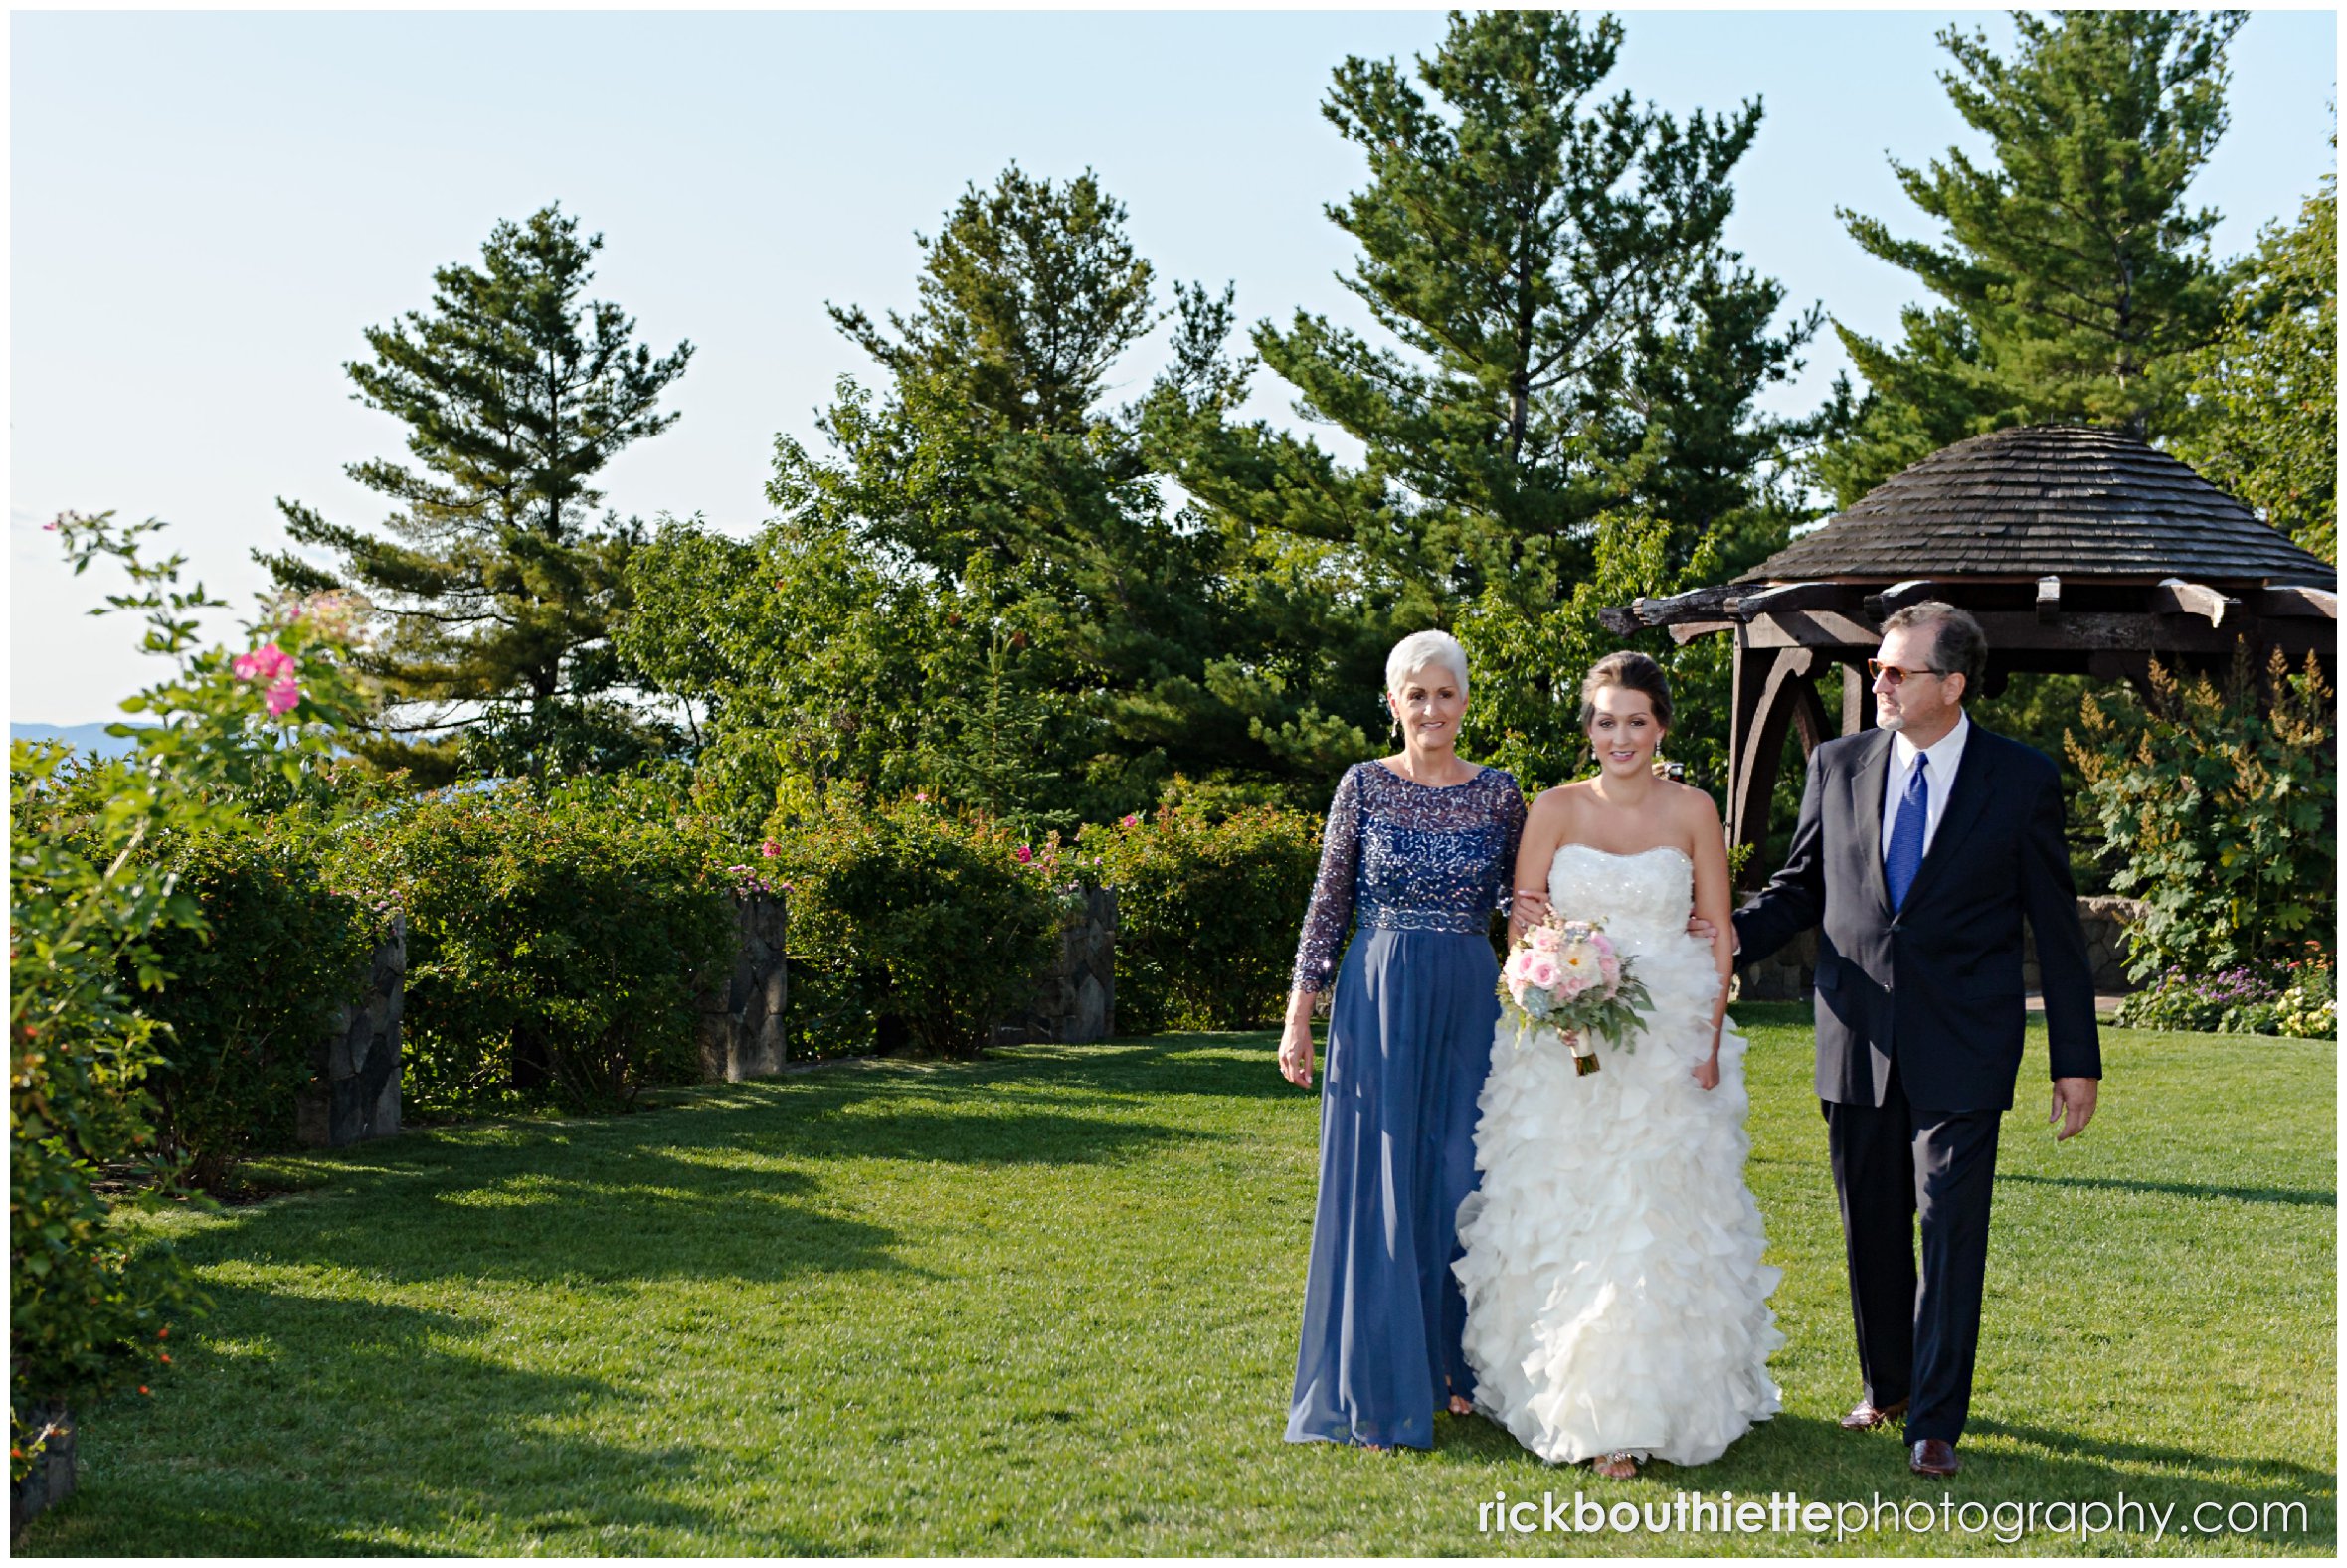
left=1742, top=425, right=2335, bottom=589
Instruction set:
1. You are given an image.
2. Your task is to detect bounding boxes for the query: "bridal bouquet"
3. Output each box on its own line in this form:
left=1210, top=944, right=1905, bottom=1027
left=1498, top=915, right=1654, bottom=1076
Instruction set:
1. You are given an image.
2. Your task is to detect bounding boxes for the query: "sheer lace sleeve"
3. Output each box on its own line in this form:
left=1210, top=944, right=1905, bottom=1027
left=1490, top=772, right=1528, bottom=913
left=1291, top=765, right=1365, bottom=993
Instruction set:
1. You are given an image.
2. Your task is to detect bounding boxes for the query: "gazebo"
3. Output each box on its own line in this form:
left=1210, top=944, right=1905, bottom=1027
left=1602, top=424, right=2338, bottom=884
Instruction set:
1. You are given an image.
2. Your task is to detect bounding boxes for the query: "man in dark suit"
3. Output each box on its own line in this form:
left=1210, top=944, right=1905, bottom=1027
left=1730, top=602, right=2101, bottom=1479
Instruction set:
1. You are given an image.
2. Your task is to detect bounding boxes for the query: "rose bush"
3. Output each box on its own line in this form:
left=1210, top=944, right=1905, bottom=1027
left=12, top=512, right=364, bottom=1480
left=1074, top=789, right=1323, bottom=1032
left=762, top=790, right=1063, bottom=1059
left=309, top=774, right=739, bottom=1115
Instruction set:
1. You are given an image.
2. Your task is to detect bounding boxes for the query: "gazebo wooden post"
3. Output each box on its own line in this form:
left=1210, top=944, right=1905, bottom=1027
left=1727, top=639, right=1825, bottom=887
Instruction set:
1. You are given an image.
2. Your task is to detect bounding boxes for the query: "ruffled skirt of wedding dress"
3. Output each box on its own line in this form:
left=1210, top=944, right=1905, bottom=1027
left=1454, top=913, right=1784, bottom=1467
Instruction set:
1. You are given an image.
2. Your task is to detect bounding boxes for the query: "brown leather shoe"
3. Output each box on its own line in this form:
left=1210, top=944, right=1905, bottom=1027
left=1840, top=1397, right=1908, bottom=1431
left=1909, top=1438, right=1960, bottom=1477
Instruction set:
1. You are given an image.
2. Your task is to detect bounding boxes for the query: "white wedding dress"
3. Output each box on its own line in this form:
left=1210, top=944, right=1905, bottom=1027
left=1454, top=842, right=1783, bottom=1466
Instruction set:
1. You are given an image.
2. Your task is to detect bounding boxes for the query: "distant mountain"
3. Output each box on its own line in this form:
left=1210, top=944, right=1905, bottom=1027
left=11, top=721, right=147, bottom=759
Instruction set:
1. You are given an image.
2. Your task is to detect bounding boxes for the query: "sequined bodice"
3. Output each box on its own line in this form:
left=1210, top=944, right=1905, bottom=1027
left=1546, top=843, right=1694, bottom=952
left=1291, top=763, right=1527, bottom=990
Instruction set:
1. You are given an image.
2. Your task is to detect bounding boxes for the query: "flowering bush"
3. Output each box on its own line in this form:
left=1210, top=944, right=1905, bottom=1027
left=2068, top=648, right=2333, bottom=981
left=761, top=790, right=1062, bottom=1059
left=2275, top=954, right=2336, bottom=1039
left=312, top=778, right=738, bottom=1113
left=12, top=512, right=364, bottom=1481
left=2114, top=949, right=2336, bottom=1038
left=1074, top=793, right=1323, bottom=1032
left=2114, top=966, right=2282, bottom=1033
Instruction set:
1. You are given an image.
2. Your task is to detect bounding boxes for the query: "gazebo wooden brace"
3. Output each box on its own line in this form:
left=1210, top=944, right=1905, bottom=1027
left=1726, top=643, right=1828, bottom=870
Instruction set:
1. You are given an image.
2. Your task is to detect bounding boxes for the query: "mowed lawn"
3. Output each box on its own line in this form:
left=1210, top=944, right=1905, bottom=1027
left=22, top=1004, right=2335, bottom=1556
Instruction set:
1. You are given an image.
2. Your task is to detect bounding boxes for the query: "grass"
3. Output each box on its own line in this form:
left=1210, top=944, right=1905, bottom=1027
left=20, top=1004, right=2335, bottom=1555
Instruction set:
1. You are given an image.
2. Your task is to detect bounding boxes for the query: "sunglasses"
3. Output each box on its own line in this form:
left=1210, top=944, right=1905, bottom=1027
left=1867, top=659, right=1949, bottom=687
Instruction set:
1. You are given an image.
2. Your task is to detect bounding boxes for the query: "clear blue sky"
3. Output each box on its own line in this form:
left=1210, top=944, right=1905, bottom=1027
left=11, top=7, right=2336, bottom=721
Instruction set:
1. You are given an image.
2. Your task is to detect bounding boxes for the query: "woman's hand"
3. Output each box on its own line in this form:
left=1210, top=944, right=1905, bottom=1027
left=1691, top=1050, right=1721, bottom=1091
left=1511, top=888, right=1550, bottom=942
left=1279, top=1020, right=1317, bottom=1088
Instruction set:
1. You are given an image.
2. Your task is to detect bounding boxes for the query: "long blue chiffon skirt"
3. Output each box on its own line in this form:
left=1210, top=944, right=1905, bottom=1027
left=1286, top=928, right=1500, bottom=1449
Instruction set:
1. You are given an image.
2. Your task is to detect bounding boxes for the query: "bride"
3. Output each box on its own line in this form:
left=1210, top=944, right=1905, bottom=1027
left=1454, top=651, right=1782, bottom=1478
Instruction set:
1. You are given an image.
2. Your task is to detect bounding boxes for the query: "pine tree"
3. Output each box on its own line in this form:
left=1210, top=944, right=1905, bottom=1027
left=259, top=205, right=692, bottom=784
left=1226, top=9, right=1817, bottom=609
left=1818, top=10, right=2245, bottom=505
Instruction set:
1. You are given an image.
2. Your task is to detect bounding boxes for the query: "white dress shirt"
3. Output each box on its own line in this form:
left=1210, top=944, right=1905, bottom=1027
left=1882, top=711, right=1971, bottom=861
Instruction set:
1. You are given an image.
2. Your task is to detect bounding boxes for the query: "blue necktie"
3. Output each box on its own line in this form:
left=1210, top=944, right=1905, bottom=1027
left=1886, top=754, right=1929, bottom=910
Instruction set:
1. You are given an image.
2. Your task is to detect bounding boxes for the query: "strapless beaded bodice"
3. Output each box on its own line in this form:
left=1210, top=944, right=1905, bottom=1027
left=1545, top=843, right=1694, bottom=951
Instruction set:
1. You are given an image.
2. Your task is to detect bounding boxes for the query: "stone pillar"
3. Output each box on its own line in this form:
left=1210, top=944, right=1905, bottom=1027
left=993, top=887, right=1118, bottom=1046
left=9, top=1403, right=74, bottom=1540
left=295, top=915, right=404, bottom=1149
left=697, top=892, right=789, bottom=1082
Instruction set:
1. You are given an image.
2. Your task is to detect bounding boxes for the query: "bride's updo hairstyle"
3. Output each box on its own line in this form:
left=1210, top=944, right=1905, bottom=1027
left=1578, top=651, right=1673, bottom=734
left=1386, top=629, right=1470, bottom=697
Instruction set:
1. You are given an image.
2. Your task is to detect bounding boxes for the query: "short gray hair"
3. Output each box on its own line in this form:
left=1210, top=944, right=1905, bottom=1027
left=1882, top=602, right=1987, bottom=698
left=1385, top=629, right=1469, bottom=698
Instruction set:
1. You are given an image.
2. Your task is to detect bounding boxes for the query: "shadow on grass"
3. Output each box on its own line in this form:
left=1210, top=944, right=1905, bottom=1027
left=25, top=1284, right=766, bottom=1556
left=183, top=1065, right=1198, bottom=1292
left=975, top=1034, right=1300, bottom=1102
left=1997, top=1171, right=2336, bottom=1208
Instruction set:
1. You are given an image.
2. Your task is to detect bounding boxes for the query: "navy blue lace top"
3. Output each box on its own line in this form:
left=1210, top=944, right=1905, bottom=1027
left=1290, top=762, right=1528, bottom=992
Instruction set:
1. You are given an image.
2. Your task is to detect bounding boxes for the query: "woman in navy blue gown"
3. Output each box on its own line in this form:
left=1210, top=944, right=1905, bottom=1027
left=1278, top=630, right=1527, bottom=1451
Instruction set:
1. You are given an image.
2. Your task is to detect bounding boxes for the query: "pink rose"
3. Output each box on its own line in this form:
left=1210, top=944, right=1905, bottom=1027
left=1014, top=846, right=1034, bottom=864
left=1121, top=814, right=1139, bottom=828
left=232, top=642, right=301, bottom=717
left=760, top=839, right=782, bottom=858
left=1553, top=969, right=1589, bottom=999
left=1529, top=924, right=1562, bottom=954
left=1525, top=955, right=1561, bottom=991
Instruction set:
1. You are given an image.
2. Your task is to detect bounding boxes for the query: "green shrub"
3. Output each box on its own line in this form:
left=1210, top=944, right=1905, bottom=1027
left=134, top=830, right=382, bottom=1192
left=1075, top=792, right=1323, bottom=1032
left=765, top=792, right=1062, bottom=1059
left=12, top=512, right=366, bottom=1481
left=318, top=781, right=738, bottom=1114
left=2068, top=648, right=2334, bottom=981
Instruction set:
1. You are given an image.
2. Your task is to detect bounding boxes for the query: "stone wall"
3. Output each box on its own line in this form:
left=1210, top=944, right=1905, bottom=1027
left=1735, top=896, right=2145, bottom=1002
left=697, top=892, right=790, bottom=1081
left=993, top=887, right=1118, bottom=1047
left=295, top=916, right=404, bottom=1149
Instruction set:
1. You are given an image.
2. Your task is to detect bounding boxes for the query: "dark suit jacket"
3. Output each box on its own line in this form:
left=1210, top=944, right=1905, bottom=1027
left=1732, top=721, right=2101, bottom=1112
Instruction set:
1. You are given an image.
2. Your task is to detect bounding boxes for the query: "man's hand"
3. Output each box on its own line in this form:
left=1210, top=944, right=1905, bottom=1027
left=1688, top=914, right=1735, bottom=955
left=2050, top=1077, right=2098, bottom=1140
